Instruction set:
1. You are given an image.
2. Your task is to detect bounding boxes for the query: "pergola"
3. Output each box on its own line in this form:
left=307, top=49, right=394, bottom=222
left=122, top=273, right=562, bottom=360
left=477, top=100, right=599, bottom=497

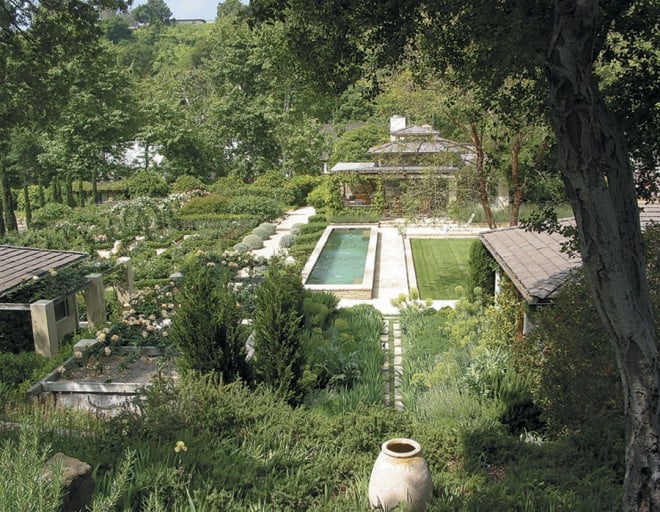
left=0, top=245, right=106, bottom=357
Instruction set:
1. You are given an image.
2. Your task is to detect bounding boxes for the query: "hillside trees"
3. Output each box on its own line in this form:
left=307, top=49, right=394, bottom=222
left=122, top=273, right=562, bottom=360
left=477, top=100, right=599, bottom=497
left=0, top=0, right=133, bottom=226
left=249, top=0, right=659, bottom=508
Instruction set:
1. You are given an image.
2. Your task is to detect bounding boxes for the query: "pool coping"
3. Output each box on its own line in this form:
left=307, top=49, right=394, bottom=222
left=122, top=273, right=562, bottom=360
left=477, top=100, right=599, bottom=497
left=302, top=224, right=378, bottom=299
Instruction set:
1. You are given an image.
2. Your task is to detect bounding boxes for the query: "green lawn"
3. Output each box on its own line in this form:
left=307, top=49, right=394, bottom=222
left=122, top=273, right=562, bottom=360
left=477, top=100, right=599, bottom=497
left=410, top=238, right=475, bottom=299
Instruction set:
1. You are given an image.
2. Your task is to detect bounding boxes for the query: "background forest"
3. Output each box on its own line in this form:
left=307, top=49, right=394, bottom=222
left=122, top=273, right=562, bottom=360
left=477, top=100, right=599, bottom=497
left=1, top=0, right=574, bottom=234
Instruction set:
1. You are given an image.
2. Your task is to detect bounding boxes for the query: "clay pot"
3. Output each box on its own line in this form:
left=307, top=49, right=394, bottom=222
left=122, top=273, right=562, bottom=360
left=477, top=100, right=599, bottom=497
left=368, top=438, right=432, bottom=511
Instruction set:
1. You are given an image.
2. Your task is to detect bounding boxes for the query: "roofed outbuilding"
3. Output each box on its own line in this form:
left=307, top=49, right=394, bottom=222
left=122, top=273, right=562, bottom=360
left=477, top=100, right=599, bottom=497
left=479, top=203, right=660, bottom=305
left=0, top=245, right=88, bottom=299
left=0, top=245, right=106, bottom=357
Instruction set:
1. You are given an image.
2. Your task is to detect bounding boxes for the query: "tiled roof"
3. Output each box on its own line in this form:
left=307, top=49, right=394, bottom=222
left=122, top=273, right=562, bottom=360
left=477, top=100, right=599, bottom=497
left=369, top=139, right=473, bottom=155
left=480, top=223, right=580, bottom=304
left=479, top=203, right=660, bottom=304
left=0, top=245, right=88, bottom=299
left=390, top=124, right=439, bottom=137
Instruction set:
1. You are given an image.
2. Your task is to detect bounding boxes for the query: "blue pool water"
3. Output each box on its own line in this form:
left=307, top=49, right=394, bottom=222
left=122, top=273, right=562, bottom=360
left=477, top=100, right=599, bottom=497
left=306, top=228, right=370, bottom=285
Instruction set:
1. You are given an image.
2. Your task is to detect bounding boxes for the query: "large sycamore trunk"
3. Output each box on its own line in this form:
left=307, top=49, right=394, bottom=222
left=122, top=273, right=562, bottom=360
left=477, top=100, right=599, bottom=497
left=548, top=1, right=659, bottom=509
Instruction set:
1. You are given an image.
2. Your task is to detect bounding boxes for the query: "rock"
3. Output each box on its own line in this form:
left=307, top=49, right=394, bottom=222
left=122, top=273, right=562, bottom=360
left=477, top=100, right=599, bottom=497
left=42, top=453, right=95, bottom=512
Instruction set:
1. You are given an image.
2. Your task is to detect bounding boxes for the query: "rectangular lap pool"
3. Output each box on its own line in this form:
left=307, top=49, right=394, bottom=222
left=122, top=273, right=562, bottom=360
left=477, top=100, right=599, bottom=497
left=302, top=225, right=378, bottom=299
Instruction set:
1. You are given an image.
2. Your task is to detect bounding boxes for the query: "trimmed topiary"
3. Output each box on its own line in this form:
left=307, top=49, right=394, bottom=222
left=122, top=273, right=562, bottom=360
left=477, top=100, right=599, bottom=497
left=290, top=223, right=304, bottom=235
left=252, top=226, right=271, bottom=240
left=233, top=242, right=253, bottom=253
left=279, top=233, right=296, bottom=248
left=258, top=222, right=277, bottom=236
left=242, top=234, right=264, bottom=250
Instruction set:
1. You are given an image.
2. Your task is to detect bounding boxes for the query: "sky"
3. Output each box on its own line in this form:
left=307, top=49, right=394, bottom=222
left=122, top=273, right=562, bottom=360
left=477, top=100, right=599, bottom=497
left=130, top=1, right=247, bottom=22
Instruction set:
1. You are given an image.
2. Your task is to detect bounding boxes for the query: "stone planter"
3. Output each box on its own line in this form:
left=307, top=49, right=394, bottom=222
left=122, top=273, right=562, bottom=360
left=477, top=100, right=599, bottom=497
left=368, top=438, right=432, bottom=511
left=26, top=341, right=176, bottom=416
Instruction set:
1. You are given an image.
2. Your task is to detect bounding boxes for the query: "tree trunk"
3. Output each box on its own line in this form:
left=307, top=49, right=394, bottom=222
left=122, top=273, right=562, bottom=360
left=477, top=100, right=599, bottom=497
left=509, top=132, right=523, bottom=226
left=470, top=123, right=496, bottom=229
left=23, top=179, right=32, bottom=229
left=0, top=166, right=18, bottom=232
left=548, top=1, right=659, bottom=510
left=91, top=166, right=98, bottom=204
left=37, top=175, right=45, bottom=208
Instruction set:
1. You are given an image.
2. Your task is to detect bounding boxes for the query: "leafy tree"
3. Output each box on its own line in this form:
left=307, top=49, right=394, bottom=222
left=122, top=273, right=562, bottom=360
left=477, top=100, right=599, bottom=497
left=132, top=0, right=173, bottom=26
left=249, top=1, right=659, bottom=508
left=252, top=259, right=306, bottom=405
left=0, top=0, right=132, bottom=227
left=217, top=0, right=246, bottom=18
left=101, top=14, right=133, bottom=43
left=329, top=123, right=387, bottom=167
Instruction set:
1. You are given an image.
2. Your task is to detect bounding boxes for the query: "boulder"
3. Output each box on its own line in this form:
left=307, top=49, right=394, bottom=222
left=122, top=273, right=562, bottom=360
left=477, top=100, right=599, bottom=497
left=42, top=453, right=95, bottom=512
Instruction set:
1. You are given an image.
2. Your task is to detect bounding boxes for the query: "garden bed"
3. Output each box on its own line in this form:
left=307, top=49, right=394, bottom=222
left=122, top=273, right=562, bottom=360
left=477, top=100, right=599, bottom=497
left=26, top=342, right=177, bottom=415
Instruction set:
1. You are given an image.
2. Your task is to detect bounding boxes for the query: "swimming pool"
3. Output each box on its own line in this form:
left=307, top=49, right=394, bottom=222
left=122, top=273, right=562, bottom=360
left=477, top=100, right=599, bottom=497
left=302, top=225, right=378, bottom=299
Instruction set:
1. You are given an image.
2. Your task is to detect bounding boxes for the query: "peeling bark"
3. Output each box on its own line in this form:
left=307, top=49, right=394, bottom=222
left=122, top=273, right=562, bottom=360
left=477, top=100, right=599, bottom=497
left=509, top=132, right=523, bottom=226
left=470, top=123, right=497, bottom=229
left=548, top=1, right=659, bottom=509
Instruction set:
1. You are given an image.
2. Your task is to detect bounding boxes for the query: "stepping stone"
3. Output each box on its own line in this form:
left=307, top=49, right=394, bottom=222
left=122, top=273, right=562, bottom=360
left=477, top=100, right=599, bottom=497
left=393, top=356, right=403, bottom=366
left=394, top=346, right=402, bottom=355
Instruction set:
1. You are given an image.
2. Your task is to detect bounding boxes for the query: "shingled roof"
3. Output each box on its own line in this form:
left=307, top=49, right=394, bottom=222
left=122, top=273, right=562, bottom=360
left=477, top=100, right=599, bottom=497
left=0, top=245, right=88, bottom=299
left=479, top=204, right=660, bottom=305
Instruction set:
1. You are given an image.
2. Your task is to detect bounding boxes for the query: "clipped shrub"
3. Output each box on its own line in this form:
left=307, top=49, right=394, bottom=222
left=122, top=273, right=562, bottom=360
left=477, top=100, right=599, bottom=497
left=30, top=202, right=73, bottom=228
left=298, top=221, right=327, bottom=235
left=178, top=194, right=227, bottom=216
left=307, top=214, right=327, bottom=224
left=258, top=222, right=277, bottom=236
left=127, top=170, right=168, bottom=198
left=232, top=242, right=252, bottom=253
left=170, top=175, right=206, bottom=193
left=251, top=226, right=271, bottom=240
left=0, top=351, right=44, bottom=386
left=208, top=176, right=245, bottom=194
left=279, top=233, right=296, bottom=248
left=291, top=223, right=305, bottom=235
left=252, top=170, right=287, bottom=190
left=285, top=175, right=321, bottom=206
left=227, top=195, right=284, bottom=221
left=466, top=239, right=497, bottom=301
left=241, top=234, right=264, bottom=250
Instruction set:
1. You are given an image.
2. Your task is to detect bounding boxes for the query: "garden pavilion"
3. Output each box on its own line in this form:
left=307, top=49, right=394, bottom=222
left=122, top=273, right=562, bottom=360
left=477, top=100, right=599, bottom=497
left=0, top=245, right=106, bottom=357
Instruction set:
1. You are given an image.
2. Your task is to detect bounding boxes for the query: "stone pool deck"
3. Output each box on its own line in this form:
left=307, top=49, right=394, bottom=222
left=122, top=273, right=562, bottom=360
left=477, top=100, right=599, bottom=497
left=253, top=207, right=489, bottom=316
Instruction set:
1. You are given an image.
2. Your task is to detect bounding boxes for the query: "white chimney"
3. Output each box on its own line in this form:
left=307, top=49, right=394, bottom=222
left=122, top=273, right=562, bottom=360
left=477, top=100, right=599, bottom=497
left=389, top=115, right=406, bottom=141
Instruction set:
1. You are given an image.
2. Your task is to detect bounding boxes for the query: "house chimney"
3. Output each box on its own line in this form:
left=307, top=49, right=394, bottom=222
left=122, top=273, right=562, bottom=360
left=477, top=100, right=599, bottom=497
left=389, top=115, right=406, bottom=141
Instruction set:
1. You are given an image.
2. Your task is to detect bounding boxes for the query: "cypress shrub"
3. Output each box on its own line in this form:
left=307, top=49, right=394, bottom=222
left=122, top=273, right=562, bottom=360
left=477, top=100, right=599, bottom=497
left=252, top=260, right=305, bottom=404
left=169, top=261, right=250, bottom=381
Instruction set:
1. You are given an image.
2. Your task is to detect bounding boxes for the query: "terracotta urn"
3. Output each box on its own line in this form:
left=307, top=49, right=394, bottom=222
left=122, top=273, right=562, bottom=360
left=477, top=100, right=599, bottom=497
left=368, top=438, right=432, bottom=511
